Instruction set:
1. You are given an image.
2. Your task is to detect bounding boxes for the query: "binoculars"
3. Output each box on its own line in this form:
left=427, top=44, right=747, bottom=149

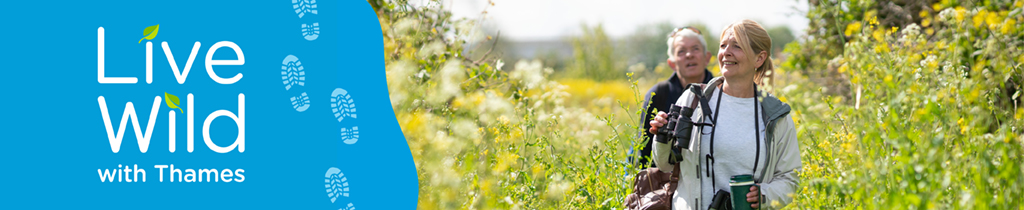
left=654, top=104, right=696, bottom=165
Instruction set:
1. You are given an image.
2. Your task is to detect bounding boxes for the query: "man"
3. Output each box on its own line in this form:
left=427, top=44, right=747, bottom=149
left=634, top=26, right=714, bottom=168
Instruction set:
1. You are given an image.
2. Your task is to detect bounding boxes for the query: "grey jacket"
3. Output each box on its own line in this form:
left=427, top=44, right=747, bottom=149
left=652, top=77, right=802, bottom=210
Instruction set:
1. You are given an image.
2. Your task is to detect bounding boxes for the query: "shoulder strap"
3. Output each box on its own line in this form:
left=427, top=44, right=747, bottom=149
left=688, top=84, right=714, bottom=124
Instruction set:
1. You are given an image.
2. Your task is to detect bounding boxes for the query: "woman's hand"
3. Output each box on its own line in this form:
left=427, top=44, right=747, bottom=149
left=747, top=184, right=762, bottom=208
left=649, top=111, right=669, bottom=134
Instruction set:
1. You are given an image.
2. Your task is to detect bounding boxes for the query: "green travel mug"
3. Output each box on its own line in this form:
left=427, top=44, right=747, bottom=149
left=730, top=174, right=756, bottom=210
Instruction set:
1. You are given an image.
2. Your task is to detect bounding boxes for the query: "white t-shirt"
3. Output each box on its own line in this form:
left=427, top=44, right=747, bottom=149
left=695, top=88, right=767, bottom=208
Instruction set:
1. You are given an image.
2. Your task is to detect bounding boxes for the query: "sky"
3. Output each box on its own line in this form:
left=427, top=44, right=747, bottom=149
left=446, top=0, right=811, bottom=41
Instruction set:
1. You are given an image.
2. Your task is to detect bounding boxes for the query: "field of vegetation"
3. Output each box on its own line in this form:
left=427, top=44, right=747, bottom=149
left=372, top=0, right=1023, bottom=209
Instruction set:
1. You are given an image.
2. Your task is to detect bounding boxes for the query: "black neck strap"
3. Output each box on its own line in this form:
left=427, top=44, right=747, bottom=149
left=753, top=84, right=761, bottom=176
left=706, top=84, right=762, bottom=188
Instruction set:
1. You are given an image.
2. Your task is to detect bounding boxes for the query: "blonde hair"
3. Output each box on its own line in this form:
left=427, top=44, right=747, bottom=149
left=721, top=20, right=773, bottom=86
left=666, top=29, right=707, bottom=58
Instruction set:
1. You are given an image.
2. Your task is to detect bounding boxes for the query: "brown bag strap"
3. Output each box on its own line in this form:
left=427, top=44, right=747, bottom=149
left=666, top=164, right=681, bottom=193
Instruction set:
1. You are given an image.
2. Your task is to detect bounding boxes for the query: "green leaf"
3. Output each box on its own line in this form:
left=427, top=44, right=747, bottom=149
left=164, top=92, right=183, bottom=113
left=138, top=24, right=160, bottom=43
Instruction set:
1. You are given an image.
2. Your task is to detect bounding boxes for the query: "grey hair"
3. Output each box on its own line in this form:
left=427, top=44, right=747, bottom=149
left=666, top=29, right=708, bottom=58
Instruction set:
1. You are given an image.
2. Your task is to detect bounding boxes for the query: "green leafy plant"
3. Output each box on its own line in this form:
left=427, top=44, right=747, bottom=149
left=781, top=0, right=1024, bottom=209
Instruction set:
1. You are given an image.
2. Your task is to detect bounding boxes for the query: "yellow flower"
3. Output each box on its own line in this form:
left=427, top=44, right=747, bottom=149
left=874, top=44, right=890, bottom=53
left=451, top=97, right=465, bottom=109
left=915, top=108, right=929, bottom=120
left=973, top=10, right=986, bottom=28
left=842, top=141, right=853, bottom=153
left=985, top=11, right=1001, bottom=31
left=498, top=115, right=510, bottom=126
left=972, top=60, right=986, bottom=75
left=872, top=29, right=885, bottom=42
left=492, top=151, right=520, bottom=173
left=792, top=110, right=801, bottom=127
left=531, top=164, right=545, bottom=178
left=944, top=86, right=957, bottom=104
left=1002, top=18, right=1017, bottom=35
left=954, top=6, right=966, bottom=23
left=845, top=22, right=862, bottom=37
left=957, top=117, right=968, bottom=134
left=937, top=89, right=946, bottom=102
left=401, top=112, right=426, bottom=134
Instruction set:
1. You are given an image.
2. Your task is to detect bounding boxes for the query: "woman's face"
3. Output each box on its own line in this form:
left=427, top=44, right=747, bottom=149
left=717, top=29, right=763, bottom=80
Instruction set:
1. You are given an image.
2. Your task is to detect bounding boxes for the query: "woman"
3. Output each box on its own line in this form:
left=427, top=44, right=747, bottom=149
left=649, top=19, right=801, bottom=210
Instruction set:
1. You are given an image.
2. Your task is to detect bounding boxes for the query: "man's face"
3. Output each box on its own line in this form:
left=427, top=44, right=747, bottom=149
left=668, top=36, right=710, bottom=81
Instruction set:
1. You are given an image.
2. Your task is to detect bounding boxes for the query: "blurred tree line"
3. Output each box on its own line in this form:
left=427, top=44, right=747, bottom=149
left=466, top=21, right=797, bottom=83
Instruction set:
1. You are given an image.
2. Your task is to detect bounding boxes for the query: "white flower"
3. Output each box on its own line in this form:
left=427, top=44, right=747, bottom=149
left=386, top=60, right=417, bottom=106
left=455, top=20, right=486, bottom=44
left=416, top=41, right=446, bottom=59
left=545, top=173, right=573, bottom=201
left=394, top=18, right=420, bottom=35
left=937, top=8, right=956, bottom=23
left=510, top=60, right=547, bottom=89
left=898, top=23, right=922, bottom=45
left=451, top=119, right=480, bottom=144
left=477, top=92, right=514, bottom=124
left=427, top=61, right=466, bottom=105
left=920, top=54, right=938, bottom=68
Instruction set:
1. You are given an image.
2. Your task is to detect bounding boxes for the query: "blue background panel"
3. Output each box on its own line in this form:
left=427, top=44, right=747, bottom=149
left=0, top=1, right=418, bottom=209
